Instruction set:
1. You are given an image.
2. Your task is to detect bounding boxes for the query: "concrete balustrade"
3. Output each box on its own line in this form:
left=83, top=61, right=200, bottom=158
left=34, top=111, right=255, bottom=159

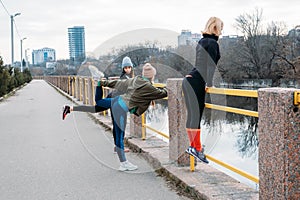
left=258, top=88, right=300, bottom=200
left=167, top=78, right=190, bottom=166
left=39, top=76, right=299, bottom=199
left=75, top=77, right=78, bottom=100
left=88, top=78, right=94, bottom=105
left=130, top=115, right=143, bottom=138
left=82, top=78, right=88, bottom=104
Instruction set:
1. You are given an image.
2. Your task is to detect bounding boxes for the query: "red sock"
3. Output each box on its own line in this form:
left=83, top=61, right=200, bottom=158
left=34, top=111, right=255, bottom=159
left=186, top=128, right=194, bottom=147
left=191, top=129, right=201, bottom=152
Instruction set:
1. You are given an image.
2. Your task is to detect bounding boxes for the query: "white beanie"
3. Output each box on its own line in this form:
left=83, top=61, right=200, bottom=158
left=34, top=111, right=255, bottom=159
left=142, top=63, right=156, bottom=79
left=121, top=56, right=133, bottom=68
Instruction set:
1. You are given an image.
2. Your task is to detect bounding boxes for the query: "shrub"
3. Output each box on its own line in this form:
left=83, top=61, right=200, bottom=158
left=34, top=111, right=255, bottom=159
left=0, top=56, right=32, bottom=97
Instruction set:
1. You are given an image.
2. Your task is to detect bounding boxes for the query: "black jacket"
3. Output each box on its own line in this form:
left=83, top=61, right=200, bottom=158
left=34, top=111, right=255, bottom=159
left=119, top=71, right=131, bottom=80
left=107, top=71, right=132, bottom=98
left=189, top=34, right=220, bottom=87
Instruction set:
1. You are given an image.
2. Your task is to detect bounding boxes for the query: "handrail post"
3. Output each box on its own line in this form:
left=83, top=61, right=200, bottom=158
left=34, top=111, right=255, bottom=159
left=258, top=88, right=300, bottom=199
left=68, top=76, right=72, bottom=95
left=88, top=78, right=94, bottom=105
left=67, top=76, right=69, bottom=94
left=141, top=113, right=146, bottom=140
left=75, top=77, right=79, bottom=99
left=73, top=77, right=76, bottom=97
left=167, top=78, right=190, bottom=166
left=79, top=77, right=83, bottom=102
left=130, top=115, right=143, bottom=138
left=84, top=78, right=88, bottom=104
left=102, top=86, right=107, bottom=116
left=91, top=78, right=95, bottom=105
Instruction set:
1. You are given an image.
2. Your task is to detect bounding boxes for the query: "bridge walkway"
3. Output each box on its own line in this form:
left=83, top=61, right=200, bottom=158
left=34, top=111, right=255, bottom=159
left=0, top=80, right=191, bottom=200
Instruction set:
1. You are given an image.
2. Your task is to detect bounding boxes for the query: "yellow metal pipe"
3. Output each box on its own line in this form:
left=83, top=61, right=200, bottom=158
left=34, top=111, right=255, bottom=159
left=294, top=91, right=300, bottom=106
left=143, top=124, right=169, bottom=139
left=205, top=154, right=259, bottom=184
left=207, top=87, right=258, bottom=98
left=142, top=113, right=146, bottom=140
left=153, top=83, right=166, bottom=88
left=205, top=103, right=258, bottom=118
left=190, top=156, right=195, bottom=172
left=153, top=83, right=168, bottom=100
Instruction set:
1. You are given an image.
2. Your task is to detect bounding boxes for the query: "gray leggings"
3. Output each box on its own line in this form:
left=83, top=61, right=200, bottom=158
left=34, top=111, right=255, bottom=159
left=182, top=77, right=206, bottom=129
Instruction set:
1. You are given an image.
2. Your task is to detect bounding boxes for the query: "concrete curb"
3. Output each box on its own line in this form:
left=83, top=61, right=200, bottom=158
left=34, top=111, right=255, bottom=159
left=47, top=80, right=259, bottom=200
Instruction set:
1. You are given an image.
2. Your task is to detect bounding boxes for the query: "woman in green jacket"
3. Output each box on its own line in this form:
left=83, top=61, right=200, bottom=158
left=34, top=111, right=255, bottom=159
left=62, top=63, right=167, bottom=171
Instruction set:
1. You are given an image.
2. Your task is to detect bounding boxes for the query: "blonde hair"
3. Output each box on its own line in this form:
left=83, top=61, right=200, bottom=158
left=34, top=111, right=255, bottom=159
left=202, top=17, right=224, bottom=36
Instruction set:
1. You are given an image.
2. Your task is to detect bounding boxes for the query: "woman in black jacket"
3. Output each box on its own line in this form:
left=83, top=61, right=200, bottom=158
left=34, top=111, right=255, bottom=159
left=182, top=17, right=223, bottom=164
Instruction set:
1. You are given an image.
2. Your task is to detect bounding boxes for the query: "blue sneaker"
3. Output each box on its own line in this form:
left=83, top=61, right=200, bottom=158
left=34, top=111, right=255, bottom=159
left=195, top=150, right=209, bottom=164
left=185, top=146, right=194, bottom=155
left=186, top=146, right=209, bottom=164
left=185, top=146, right=198, bottom=158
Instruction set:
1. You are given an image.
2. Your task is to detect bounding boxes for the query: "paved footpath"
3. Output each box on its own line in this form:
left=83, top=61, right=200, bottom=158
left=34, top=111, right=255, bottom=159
left=0, top=80, right=190, bottom=200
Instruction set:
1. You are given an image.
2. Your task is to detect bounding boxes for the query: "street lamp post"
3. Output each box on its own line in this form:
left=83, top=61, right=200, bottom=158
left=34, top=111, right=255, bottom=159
left=25, top=48, right=30, bottom=69
left=10, top=12, right=21, bottom=66
left=20, top=37, right=27, bottom=72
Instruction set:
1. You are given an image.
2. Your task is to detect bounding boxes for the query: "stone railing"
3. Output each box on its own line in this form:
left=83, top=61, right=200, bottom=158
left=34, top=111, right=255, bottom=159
left=37, top=76, right=299, bottom=200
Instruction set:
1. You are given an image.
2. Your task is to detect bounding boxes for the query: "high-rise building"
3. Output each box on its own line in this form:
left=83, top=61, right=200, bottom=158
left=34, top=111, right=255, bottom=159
left=68, top=26, right=86, bottom=64
left=32, top=47, right=56, bottom=65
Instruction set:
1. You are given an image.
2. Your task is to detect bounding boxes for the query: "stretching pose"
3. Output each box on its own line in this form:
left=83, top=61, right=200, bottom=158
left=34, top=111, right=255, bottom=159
left=182, top=17, right=223, bottom=164
left=62, top=63, right=167, bottom=171
left=107, top=56, right=134, bottom=153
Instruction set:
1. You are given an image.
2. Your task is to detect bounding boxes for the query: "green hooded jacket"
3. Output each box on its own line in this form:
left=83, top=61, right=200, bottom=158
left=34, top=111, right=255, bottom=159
left=100, top=75, right=168, bottom=116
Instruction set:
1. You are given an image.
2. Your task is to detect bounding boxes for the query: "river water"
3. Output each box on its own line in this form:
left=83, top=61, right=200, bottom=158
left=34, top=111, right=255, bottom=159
left=145, top=103, right=259, bottom=190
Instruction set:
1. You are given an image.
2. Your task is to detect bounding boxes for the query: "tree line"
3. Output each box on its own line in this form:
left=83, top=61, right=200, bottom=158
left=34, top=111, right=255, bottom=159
left=0, top=56, right=32, bottom=97
left=93, top=8, right=299, bottom=87
left=219, top=8, right=300, bottom=86
left=35, top=8, right=299, bottom=88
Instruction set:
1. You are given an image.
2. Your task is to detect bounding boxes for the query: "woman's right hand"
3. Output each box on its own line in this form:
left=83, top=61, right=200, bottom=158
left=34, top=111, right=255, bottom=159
left=205, top=86, right=209, bottom=92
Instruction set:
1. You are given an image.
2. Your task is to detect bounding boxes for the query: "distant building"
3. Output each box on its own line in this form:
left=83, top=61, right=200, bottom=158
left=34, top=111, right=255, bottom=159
left=288, top=25, right=300, bottom=39
left=219, top=35, right=244, bottom=49
left=178, top=30, right=201, bottom=46
left=68, top=26, right=86, bottom=64
left=46, top=62, right=56, bottom=69
left=288, top=25, right=300, bottom=57
left=32, top=47, right=56, bottom=65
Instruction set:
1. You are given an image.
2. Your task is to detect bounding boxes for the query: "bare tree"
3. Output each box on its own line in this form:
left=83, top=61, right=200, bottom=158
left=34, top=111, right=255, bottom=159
left=52, top=62, right=67, bottom=75
left=235, top=8, right=265, bottom=78
left=218, top=36, right=248, bottom=82
left=234, top=8, right=295, bottom=83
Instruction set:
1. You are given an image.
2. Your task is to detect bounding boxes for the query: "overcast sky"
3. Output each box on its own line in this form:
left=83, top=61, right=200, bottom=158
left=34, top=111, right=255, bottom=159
left=0, top=0, right=299, bottom=64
